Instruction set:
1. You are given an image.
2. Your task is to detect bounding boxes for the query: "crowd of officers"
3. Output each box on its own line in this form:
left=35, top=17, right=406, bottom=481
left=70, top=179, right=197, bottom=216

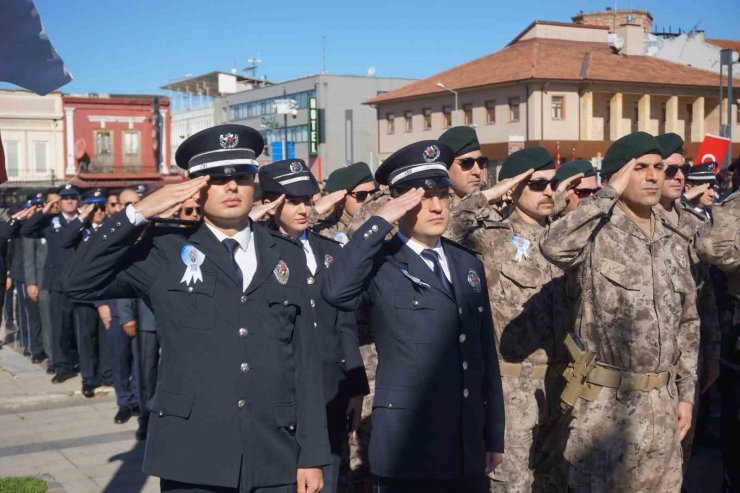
left=1, top=121, right=738, bottom=493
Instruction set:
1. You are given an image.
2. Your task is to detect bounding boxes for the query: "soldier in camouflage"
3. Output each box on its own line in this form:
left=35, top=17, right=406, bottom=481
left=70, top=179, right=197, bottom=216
left=655, top=133, right=721, bottom=473
left=313, top=162, right=378, bottom=244
left=540, top=132, right=700, bottom=492
left=463, top=147, right=571, bottom=493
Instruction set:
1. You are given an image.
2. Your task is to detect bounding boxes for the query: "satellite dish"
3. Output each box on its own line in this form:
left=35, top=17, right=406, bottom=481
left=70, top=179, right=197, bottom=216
left=367, top=66, right=377, bottom=77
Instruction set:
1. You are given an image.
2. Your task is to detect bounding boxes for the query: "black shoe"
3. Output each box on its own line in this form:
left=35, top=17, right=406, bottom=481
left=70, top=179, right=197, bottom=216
left=22, top=347, right=30, bottom=356
left=82, top=384, right=95, bottom=398
left=131, top=405, right=141, bottom=417
left=135, top=423, right=148, bottom=441
left=46, top=366, right=55, bottom=374
left=114, top=406, right=133, bottom=424
left=31, top=353, right=48, bottom=364
left=51, top=370, right=76, bottom=384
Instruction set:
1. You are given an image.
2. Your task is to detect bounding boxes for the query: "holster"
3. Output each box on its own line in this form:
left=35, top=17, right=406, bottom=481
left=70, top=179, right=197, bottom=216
left=561, top=333, right=598, bottom=412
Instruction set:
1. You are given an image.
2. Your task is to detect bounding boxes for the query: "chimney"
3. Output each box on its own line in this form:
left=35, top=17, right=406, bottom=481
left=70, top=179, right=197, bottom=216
left=616, top=22, right=644, bottom=55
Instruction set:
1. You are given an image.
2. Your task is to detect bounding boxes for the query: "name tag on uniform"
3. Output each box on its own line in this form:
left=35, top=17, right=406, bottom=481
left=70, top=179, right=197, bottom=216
left=400, top=268, right=431, bottom=289
left=511, top=235, right=531, bottom=262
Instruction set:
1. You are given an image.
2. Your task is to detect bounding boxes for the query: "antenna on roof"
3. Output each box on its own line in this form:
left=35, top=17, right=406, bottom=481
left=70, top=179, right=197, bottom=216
left=244, top=55, right=261, bottom=78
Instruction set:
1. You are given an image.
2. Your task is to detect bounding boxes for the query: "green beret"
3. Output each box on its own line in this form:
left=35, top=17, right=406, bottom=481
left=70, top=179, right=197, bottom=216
left=601, top=131, right=663, bottom=177
left=555, top=160, right=596, bottom=181
left=325, top=161, right=374, bottom=193
left=438, top=126, right=480, bottom=158
left=499, top=147, right=554, bottom=180
left=655, top=133, right=684, bottom=159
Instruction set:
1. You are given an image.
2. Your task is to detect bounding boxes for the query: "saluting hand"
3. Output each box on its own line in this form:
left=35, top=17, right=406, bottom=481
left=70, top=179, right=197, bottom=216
left=297, top=467, right=323, bottom=493
left=133, top=176, right=210, bottom=220
left=346, top=395, right=363, bottom=440
left=313, top=190, right=347, bottom=216
left=482, top=168, right=534, bottom=203
left=376, top=188, right=424, bottom=224
left=556, top=173, right=585, bottom=194
left=249, top=194, right=285, bottom=222
left=41, top=197, right=60, bottom=215
left=78, top=203, right=96, bottom=222
left=607, top=159, right=637, bottom=197
left=683, top=183, right=710, bottom=201
left=12, top=206, right=37, bottom=221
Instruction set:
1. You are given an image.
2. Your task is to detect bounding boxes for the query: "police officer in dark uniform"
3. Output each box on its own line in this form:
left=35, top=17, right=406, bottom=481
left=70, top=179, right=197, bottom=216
left=64, top=124, right=329, bottom=493
left=321, top=140, right=505, bottom=493
left=21, top=184, right=88, bottom=382
left=258, top=159, right=369, bottom=493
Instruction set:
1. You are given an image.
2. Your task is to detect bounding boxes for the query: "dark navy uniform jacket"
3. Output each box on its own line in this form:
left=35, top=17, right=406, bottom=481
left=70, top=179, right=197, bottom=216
left=63, top=210, right=330, bottom=489
left=321, top=216, right=505, bottom=480
left=0, top=219, right=23, bottom=286
left=21, top=213, right=84, bottom=291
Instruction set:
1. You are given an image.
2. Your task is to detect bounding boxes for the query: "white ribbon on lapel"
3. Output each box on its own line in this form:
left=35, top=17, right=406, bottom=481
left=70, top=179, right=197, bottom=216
left=180, top=244, right=205, bottom=286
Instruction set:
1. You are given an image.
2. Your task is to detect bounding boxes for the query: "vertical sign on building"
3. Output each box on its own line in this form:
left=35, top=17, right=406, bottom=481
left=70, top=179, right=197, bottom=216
left=308, top=97, right=319, bottom=157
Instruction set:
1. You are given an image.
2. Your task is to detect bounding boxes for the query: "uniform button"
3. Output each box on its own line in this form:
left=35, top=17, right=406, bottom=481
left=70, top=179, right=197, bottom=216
left=388, top=403, right=393, bottom=408
left=288, top=424, right=296, bottom=431
left=463, top=389, right=469, bottom=398
left=307, top=277, right=315, bottom=285
left=371, top=225, right=379, bottom=232
left=238, top=328, right=248, bottom=336
left=313, top=322, right=318, bottom=328
left=102, top=234, right=108, bottom=240
left=478, top=306, right=483, bottom=313
left=237, top=399, right=246, bottom=408
left=462, top=361, right=469, bottom=371
left=363, top=233, right=369, bottom=239
left=310, top=299, right=316, bottom=308
left=240, top=295, right=247, bottom=304
left=459, top=333, right=467, bottom=343
left=283, top=300, right=289, bottom=306
left=158, top=410, right=164, bottom=417
left=116, top=221, right=122, bottom=227
left=240, top=362, right=250, bottom=372
left=413, top=300, right=419, bottom=306
left=109, top=227, right=116, bottom=233
left=458, top=306, right=463, bottom=315
left=187, top=286, right=193, bottom=293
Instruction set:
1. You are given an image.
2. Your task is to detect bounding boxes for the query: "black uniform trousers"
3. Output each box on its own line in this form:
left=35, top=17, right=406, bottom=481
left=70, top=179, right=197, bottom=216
left=74, top=302, right=113, bottom=386
left=110, top=314, right=139, bottom=409
left=160, top=478, right=296, bottom=492
left=136, top=328, right=160, bottom=424
left=49, top=290, right=78, bottom=372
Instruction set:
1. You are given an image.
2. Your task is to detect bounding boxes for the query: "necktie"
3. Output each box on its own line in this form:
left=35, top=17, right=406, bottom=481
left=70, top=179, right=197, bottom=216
left=222, top=238, right=244, bottom=289
left=421, top=249, right=453, bottom=296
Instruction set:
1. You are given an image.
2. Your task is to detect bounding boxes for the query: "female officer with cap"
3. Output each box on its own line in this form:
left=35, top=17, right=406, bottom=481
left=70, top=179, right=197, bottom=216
left=256, top=159, right=369, bottom=493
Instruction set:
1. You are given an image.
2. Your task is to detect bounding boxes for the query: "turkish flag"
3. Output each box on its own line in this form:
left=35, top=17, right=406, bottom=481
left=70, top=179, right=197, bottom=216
left=0, top=131, right=7, bottom=185
left=694, top=134, right=731, bottom=174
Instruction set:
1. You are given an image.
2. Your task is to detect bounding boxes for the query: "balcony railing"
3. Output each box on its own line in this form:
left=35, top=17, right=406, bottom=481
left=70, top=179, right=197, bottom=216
left=5, top=168, right=61, bottom=184
left=78, top=160, right=158, bottom=175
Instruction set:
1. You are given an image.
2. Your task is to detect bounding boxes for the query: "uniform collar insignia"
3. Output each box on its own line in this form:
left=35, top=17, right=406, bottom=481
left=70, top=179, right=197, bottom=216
left=274, top=259, right=289, bottom=285
left=467, top=269, right=481, bottom=292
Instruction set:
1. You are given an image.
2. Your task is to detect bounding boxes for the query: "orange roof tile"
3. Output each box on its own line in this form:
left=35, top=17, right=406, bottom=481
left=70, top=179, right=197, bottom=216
left=706, top=38, right=740, bottom=52
left=366, top=38, right=739, bottom=105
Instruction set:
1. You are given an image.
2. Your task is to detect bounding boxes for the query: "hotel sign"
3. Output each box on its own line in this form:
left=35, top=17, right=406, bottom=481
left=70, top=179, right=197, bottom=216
left=308, top=97, right=319, bottom=156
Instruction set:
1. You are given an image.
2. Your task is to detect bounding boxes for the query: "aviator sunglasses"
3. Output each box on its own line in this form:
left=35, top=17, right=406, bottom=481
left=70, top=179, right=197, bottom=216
left=526, top=178, right=559, bottom=192
left=348, top=188, right=379, bottom=202
left=665, top=164, right=692, bottom=179
left=455, top=156, right=489, bottom=170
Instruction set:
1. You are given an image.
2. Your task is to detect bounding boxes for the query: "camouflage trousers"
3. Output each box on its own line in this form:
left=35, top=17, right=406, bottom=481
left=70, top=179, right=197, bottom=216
left=488, top=375, right=568, bottom=493
left=565, top=385, right=683, bottom=492
left=348, top=342, right=378, bottom=491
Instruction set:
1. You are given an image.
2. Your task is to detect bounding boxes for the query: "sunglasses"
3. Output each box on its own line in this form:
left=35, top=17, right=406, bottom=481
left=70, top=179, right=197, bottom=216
left=573, top=188, right=600, bottom=199
left=526, top=178, right=559, bottom=192
left=183, top=206, right=202, bottom=216
left=456, top=156, right=489, bottom=171
left=348, top=189, right=379, bottom=202
left=92, top=204, right=106, bottom=212
left=665, top=165, right=691, bottom=179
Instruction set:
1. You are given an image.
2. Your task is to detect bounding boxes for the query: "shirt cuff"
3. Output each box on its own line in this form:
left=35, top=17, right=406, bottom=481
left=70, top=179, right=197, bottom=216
left=125, top=204, right=148, bottom=226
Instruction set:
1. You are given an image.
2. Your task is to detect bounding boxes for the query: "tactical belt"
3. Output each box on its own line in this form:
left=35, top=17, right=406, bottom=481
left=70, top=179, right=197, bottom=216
left=561, top=333, right=674, bottom=412
left=499, top=361, right=566, bottom=379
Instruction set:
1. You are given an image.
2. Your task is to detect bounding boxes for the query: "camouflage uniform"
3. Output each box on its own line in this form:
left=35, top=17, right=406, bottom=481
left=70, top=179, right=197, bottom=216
left=697, top=191, right=740, bottom=299
left=659, top=200, right=721, bottom=469
left=313, top=208, right=353, bottom=243
left=348, top=189, right=394, bottom=239
left=464, top=211, right=570, bottom=493
left=540, top=186, right=700, bottom=492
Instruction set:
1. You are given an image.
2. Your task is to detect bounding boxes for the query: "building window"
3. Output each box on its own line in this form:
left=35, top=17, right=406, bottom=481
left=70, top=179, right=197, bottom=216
left=485, top=100, right=496, bottom=124
left=4, top=141, right=20, bottom=178
left=95, top=130, right=112, bottom=156
left=551, top=96, right=564, bottom=120
left=33, top=141, right=48, bottom=173
left=423, top=108, right=432, bottom=130
left=463, top=104, right=473, bottom=125
left=124, top=131, right=140, bottom=156
left=404, top=111, right=413, bottom=132
left=230, top=90, right=317, bottom=120
left=509, top=97, right=520, bottom=122
left=442, top=106, right=452, bottom=128
left=386, top=113, right=395, bottom=134
left=632, top=101, right=639, bottom=124
left=660, top=102, right=667, bottom=124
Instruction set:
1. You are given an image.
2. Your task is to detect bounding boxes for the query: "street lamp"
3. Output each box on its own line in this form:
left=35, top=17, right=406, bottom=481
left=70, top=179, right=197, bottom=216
left=436, top=81, right=459, bottom=126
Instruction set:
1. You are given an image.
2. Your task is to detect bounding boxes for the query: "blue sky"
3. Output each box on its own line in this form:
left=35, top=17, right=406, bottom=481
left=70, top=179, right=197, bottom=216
left=14, top=0, right=740, bottom=94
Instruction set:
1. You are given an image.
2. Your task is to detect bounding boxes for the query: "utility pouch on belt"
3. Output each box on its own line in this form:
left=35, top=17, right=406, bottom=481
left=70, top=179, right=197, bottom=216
left=561, top=333, right=598, bottom=412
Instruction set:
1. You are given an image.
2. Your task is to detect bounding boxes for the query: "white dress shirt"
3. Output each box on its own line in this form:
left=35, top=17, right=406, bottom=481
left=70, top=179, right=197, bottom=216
left=125, top=205, right=258, bottom=291
left=396, top=232, right=452, bottom=283
left=299, top=232, right=317, bottom=275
